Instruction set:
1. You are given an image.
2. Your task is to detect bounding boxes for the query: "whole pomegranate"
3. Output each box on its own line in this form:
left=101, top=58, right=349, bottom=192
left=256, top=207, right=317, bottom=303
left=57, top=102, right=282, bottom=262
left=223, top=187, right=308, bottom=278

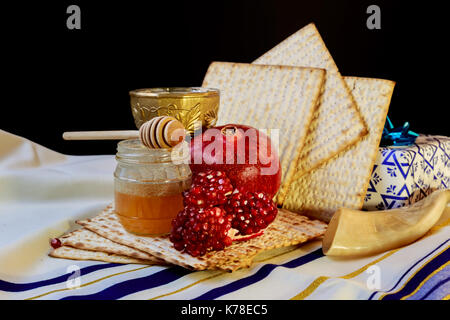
left=189, top=124, right=281, bottom=199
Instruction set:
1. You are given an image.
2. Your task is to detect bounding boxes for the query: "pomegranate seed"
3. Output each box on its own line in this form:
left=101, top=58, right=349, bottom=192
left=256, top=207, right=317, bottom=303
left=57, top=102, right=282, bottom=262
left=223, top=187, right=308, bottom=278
left=50, top=238, right=62, bottom=249
left=223, top=237, right=232, bottom=246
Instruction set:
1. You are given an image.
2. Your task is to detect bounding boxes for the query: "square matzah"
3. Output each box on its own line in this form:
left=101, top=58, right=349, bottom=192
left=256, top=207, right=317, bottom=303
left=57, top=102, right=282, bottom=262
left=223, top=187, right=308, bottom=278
left=50, top=228, right=166, bottom=264
left=283, top=77, right=395, bottom=221
left=253, top=23, right=368, bottom=205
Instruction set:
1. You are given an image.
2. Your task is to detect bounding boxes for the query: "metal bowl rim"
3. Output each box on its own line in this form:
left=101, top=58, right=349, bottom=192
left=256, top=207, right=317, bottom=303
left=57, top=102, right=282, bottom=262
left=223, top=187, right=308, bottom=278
left=129, top=87, right=220, bottom=98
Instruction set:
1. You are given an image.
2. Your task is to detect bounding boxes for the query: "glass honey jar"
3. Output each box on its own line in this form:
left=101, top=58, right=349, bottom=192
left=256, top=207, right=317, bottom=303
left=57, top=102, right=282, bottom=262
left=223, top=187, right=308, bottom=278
left=114, top=139, right=191, bottom=235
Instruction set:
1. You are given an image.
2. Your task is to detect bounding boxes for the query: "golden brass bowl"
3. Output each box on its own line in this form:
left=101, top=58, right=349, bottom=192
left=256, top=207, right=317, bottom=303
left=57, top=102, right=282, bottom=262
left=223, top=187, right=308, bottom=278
left=129, top=87, right=220, bottom=135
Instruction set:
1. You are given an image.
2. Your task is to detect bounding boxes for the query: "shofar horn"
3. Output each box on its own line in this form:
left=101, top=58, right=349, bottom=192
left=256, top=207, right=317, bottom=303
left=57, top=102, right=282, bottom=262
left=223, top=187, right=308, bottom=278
left=322, top=189, right=450, bottom=257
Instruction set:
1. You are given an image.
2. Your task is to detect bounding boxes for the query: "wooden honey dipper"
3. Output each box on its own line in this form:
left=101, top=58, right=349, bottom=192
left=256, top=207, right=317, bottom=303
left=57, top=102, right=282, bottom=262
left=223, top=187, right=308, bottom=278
left=63, top=116, right=186, bottom=148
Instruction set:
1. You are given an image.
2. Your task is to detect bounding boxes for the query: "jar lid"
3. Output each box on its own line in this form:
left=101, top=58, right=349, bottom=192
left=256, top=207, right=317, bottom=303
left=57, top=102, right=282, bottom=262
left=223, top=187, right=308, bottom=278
left=129, top=87, right=219, bottom=98
left=116, top=139, right=190, bottom=164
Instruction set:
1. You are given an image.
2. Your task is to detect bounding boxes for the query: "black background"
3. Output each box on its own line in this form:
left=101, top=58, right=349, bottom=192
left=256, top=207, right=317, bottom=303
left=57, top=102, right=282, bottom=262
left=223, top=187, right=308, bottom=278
left=1, top=0, right=448, bottom=155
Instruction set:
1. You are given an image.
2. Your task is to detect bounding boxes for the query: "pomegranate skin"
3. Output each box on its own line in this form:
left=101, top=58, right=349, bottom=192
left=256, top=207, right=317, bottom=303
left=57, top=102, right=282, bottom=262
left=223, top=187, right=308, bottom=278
left=189, top=124, right=282, bottom=199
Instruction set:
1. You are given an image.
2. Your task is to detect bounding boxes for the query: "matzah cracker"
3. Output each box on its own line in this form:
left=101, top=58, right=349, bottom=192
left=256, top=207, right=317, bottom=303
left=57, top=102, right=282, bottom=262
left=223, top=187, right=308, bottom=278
left=253, top=23, right=368, bottom=201
left=57, top=228, right=165, bottom=264
left=49, top=245, right=157, bottom=265
left=77, top=205, right=327, bottom=272
left=283, top=77, right=395, bottom=222
left=202, top=62, right=325, bottom=205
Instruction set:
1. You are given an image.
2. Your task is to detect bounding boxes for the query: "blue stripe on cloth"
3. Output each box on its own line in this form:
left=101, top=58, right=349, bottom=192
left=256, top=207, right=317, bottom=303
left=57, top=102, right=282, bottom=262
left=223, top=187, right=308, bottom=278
left=0, top=263, right=120, bottom=292
left=60, top=266, right=191, bottom=300
left=420, top=278, right=450, bottom=300
left=381, top=246, right=450, bottom=300
left=405, top=264, right=450, bottom=300
left=368, top=238, right=450, bottom=300
left=193, top=248, right=324, bottom=300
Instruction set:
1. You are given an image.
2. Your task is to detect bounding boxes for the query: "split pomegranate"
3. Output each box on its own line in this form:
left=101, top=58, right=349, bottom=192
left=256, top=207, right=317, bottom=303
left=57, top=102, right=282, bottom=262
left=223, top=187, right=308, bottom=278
left=225, top=190, right=278, bottom=235
left=182, top=170, right=233, bottom=208
left=169, top=206, right=233, bottom=257
left=170, top=169, right=277, bottom=257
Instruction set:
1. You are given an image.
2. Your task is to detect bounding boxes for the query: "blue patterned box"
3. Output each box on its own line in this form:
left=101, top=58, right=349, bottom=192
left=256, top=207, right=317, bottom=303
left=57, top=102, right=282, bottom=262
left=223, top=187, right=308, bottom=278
left=363, top=135, right=450, bottom=210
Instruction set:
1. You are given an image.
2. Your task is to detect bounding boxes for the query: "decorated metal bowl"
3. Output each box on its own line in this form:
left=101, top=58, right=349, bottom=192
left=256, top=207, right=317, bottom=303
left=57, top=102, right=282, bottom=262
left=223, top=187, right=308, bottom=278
left=129, top=87, right=220, bottom=135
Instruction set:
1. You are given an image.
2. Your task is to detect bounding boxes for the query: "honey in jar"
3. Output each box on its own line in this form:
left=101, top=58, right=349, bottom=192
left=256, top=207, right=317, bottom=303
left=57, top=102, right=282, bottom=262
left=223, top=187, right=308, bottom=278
left=114, top=139, right=191, bottom=235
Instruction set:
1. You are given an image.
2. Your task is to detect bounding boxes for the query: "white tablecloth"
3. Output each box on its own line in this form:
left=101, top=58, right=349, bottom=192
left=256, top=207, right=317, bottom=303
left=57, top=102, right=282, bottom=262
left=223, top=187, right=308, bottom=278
left=0, top=129, right=448, bottom=300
